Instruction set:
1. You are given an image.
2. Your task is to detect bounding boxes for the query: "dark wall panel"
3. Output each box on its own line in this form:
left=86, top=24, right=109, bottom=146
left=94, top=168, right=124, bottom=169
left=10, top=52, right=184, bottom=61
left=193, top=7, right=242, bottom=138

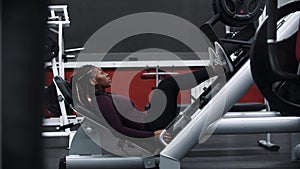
left=48, top=0, right=223, bottom=54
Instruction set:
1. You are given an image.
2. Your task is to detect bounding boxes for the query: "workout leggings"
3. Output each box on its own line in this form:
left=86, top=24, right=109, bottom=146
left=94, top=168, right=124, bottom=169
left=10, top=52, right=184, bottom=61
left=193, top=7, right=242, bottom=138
left=144, top=68, right=209, bottom=131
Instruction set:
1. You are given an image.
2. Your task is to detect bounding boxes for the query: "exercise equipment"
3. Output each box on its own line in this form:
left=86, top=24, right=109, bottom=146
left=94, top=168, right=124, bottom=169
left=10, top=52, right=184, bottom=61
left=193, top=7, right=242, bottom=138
left=47, top=5, right=70, bottom=79
left=42, top=5, right=79, bottom=151
left=59, top=1, right=300, bottom=169
left=250, top=0, right=300, bottom=157
left=212, top=0, right=266, bottom=27
left=202, top=0, right=263, bottom=74
left=45, top=5, right=71, bottom=122
left=52, top=74, right=164, bottom=169
left=160, top=2, right=300, bottom=168
left=61, top=41, right=265, bottom=169
left=250, top=1, right=300, bottom=116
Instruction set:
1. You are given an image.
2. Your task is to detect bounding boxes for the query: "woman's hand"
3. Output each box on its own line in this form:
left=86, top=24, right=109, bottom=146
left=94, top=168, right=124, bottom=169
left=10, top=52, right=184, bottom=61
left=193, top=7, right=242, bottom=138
left=154, top=130, right=164, bottom=136
left=154, top=129, right=172, bottom=142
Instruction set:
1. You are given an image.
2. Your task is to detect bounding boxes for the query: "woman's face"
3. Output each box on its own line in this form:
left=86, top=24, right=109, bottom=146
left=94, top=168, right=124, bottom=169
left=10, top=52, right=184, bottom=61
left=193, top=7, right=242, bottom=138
left=93, top=67, right=111, bottom=89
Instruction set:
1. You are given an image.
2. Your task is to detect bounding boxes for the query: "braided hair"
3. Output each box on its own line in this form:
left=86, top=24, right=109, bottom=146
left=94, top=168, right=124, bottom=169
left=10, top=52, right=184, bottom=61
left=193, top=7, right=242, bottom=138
left=71, top=65, right=97, bottom=107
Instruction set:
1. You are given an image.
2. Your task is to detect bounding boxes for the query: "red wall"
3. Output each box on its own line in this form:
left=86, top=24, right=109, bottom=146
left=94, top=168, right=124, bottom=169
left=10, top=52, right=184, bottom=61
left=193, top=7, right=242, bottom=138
left=238, top=84, right=264, bottom=103
left=45, top=67, right=264, bottom=111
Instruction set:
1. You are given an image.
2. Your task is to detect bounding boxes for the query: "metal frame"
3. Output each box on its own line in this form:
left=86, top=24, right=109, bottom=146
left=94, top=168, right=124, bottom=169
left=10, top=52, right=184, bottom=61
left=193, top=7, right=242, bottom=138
left=62, top=3, right=300, bottom=169
left=159, top=59, right=254, bottom=167
left=64, top=155, right=159, bottom=169
left=45, top=59, right=210, bottom=68
left=47, top=5, right=70, bottom=79
left=46, top=4, right=71, bottom=135
left=63, top=60, right=300, bottom=169
left=45, top=5, right=72, bottom=146
left=159, top=5, right=300, bottom=169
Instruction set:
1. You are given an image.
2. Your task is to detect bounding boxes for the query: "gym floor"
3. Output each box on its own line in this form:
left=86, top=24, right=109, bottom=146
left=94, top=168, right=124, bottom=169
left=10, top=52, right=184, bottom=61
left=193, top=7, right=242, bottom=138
left=182, top=133, right=300, bottom=169
left=44, top=133, right=300, bottom=169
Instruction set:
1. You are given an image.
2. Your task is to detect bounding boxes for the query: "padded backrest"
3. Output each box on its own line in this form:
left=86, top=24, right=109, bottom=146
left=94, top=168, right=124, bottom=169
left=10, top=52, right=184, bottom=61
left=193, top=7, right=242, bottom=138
left=74, top=104, right=158, bottom=156
left=53, top=76, right=73, bottom=106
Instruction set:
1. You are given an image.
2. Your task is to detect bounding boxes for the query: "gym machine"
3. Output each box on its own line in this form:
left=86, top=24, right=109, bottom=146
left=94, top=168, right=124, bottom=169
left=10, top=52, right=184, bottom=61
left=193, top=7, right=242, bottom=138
left=43, top=5, right=84, bottom=149
left=59, top=1, right=300, bottom=169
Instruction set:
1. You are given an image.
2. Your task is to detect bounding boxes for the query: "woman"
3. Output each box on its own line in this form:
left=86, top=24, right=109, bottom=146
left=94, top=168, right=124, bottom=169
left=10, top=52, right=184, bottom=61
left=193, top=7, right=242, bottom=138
left=72, top=64, right=209, bottom=139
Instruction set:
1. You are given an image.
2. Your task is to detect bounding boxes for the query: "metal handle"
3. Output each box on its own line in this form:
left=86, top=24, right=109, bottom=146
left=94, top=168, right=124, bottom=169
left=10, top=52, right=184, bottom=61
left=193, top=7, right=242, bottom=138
left=159, top=129, right=168, bottom=146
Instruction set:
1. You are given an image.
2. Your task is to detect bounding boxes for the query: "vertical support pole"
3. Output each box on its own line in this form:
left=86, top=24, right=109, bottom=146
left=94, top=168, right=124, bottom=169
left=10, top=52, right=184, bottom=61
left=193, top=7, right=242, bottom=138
left=155, top=66, right=159, bottom=87
left=51, top=58, right=59, bottom=77
left=265, top=99, right=272, bottom=144
left=267, top=0, right=280, bottom=74
left=47, top=5, right=71, bottom=136
left=47, top=5, right=70, bottom=79
left=58, top=23, right=65, bottom=79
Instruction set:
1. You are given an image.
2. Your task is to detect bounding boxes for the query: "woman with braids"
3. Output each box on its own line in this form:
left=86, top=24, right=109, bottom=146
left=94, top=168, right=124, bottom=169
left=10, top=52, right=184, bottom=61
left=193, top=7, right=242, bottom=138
left=71, top=64, right=210, bottom=139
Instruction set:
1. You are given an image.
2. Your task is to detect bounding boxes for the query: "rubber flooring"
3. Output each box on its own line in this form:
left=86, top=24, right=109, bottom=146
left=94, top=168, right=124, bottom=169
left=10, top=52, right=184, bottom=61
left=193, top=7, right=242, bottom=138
left=182, top=133, right=300, bottom=169
left=43, top=133, right=300, bottom=169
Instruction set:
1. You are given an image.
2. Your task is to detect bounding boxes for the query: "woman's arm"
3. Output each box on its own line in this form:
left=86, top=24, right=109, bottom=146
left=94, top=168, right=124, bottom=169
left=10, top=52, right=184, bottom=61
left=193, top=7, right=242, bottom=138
left=96, top=95, right=154, bottom=138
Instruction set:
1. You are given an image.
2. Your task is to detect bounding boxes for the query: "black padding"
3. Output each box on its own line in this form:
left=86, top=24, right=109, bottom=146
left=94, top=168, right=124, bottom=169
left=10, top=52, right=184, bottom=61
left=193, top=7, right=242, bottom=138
left=43, top=76, right=73, bottom=116
left=54, top=76, right=73, bottom=105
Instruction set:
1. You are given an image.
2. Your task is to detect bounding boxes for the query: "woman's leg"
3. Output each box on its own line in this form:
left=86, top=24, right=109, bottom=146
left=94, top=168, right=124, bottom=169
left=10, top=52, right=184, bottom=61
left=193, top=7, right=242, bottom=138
left=144, top=68, right=209, bottom=131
